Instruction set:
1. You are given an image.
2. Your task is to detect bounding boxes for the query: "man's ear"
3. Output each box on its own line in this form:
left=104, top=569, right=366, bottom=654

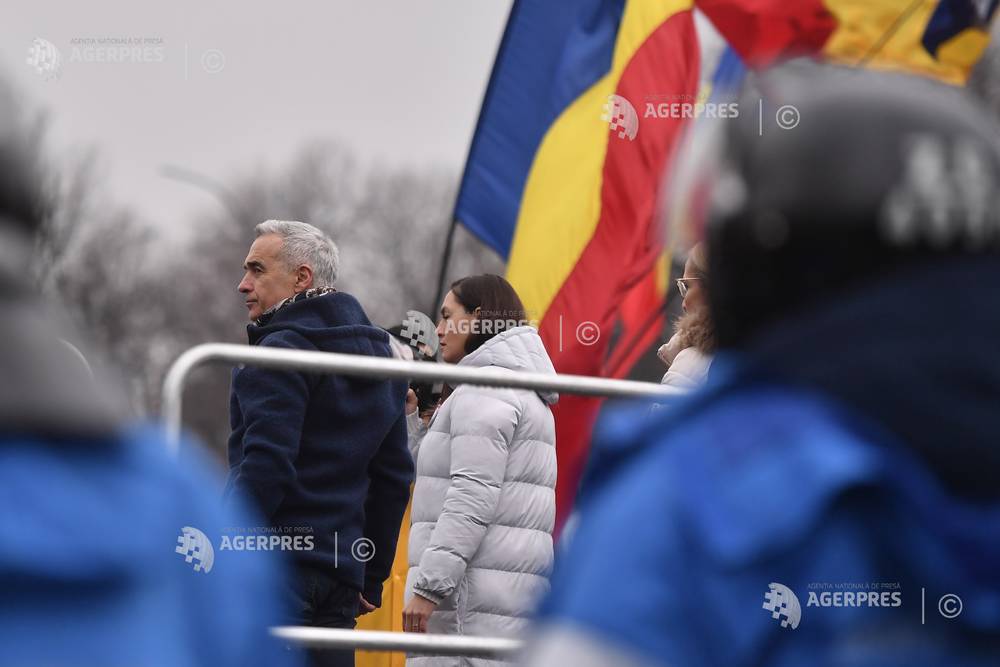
left=295, top=265, right=314, bottom=290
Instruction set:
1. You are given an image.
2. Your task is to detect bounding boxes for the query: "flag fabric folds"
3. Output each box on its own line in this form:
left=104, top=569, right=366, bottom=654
left=456, top=0, right=702, bottom=528
left=697, top=0, right=998, bottom=84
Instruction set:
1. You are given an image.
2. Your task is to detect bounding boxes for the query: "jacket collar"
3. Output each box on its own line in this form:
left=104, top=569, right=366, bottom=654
left=252, top=286, right=337, bottom=328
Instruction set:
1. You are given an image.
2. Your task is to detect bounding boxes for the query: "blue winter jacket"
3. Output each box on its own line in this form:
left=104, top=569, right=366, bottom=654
left=0, top=427, right=300, bottom=667
left=225, top=290, right=412, bottom=606
left=529, top=258, right=1000, bottom=667
left=1, top=294, right=298, bottom=666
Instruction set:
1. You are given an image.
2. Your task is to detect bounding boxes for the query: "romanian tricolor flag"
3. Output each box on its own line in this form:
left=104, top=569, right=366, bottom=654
left=454, top=0, right=996, bottom=529
left=456, top=0, right=703, bottom=529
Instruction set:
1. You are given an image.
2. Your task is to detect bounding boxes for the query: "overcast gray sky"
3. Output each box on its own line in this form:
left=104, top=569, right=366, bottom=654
left=2, top=0, right=511, bottom=234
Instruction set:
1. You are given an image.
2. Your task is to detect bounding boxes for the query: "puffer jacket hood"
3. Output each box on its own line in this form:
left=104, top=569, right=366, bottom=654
left=458, top=326, right=559, bottom=406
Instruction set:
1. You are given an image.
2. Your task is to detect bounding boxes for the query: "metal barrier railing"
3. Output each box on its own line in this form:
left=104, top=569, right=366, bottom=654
left=162, top=341, right=682, bottom=655
left=161, top=342, right=682, bottom=453
left=271, top=627, right=523, bottom=658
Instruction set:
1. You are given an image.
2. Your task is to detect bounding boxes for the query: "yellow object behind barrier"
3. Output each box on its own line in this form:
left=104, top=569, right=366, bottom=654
left=356, top=498, right=411, bottom=666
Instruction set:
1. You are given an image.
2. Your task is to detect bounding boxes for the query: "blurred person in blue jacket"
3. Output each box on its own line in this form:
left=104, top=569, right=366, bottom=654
left=524, top=63, right=1000, bottom=667
left=0, top=81, right=299, bottom=667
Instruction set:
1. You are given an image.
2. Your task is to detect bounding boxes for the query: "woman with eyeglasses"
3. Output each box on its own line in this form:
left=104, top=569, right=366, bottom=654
left=658, top=243, right=715, bottom=388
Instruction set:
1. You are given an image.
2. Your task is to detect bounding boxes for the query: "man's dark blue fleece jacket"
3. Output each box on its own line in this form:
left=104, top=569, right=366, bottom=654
left=224, top=290, right=413, bottom=607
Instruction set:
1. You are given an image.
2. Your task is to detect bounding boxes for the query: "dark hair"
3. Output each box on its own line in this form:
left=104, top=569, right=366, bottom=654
left=449, top=274, right=528, bottom=355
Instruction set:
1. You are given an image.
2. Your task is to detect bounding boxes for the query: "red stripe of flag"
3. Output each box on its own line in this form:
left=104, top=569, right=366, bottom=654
left=539, top=10, right=700, bottom=530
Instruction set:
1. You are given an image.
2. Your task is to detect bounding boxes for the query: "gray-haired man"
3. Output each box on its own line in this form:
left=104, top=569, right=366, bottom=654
left=227, top=220, right=413, bottom=667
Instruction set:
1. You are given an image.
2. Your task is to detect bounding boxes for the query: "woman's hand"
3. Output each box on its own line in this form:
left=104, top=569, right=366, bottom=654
left=402, top=594, right=438, bottom=633
left=657, top=332, right=684, bottom=367
left=406, top=388, right=418, bottom=415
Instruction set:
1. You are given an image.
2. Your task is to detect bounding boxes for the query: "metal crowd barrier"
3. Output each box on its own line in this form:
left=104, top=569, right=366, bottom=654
left=271, top=627, right=523, bottom=658
left=161, top=342, right=683, bottom=453
left=161, top=342, right=683, bottom=655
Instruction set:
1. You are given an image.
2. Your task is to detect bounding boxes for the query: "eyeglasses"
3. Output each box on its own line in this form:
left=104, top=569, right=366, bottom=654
left=676, top=277, right=702, bottom=298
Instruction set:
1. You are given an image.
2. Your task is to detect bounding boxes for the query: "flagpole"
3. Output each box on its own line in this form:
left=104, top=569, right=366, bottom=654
left=429, top=2, right=520, bottom=316
left=431, top=216, right=460, bottom=315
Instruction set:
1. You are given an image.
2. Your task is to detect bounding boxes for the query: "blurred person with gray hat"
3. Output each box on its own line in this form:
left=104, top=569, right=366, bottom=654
left=525, top=63, right=1000, bottom=667
left=0, top=79, right=300, bottom=667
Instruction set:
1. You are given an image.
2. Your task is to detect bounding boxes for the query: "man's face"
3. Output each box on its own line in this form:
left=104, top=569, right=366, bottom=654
left=238, top=234, right=298, bottom=321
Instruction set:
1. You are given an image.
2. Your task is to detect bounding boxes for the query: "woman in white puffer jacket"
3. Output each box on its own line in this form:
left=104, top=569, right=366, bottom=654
left=402, top=274, right=557, bottom=666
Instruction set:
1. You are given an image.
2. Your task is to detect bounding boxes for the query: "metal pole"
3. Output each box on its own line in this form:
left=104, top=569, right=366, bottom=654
left=271, top=627, right=523, bottom=658
left=431, top=216, right=459, bottom=316
left=162, top=342, right=682, bottom=454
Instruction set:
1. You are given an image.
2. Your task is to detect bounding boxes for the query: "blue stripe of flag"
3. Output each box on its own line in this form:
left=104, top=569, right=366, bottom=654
left=454, top=0, right=625, bottom=258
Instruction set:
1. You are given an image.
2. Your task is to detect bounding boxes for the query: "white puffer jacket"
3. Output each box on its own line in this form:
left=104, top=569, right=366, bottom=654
left=405, top=326, right=558, bottom=666
left=660, top=347, right=712, bottom=389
